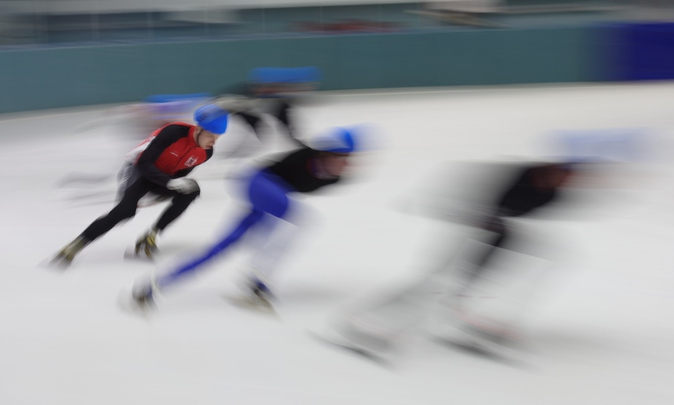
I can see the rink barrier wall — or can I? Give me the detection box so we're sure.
[0,26,617,114]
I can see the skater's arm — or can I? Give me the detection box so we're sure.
[136,127,186,187]
[276,101,306,147]
[496,166,558,217]
[267,148,340,192]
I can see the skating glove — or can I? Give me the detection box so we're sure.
[166,178,199,194]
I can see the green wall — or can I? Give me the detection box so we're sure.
[0,27,604,113]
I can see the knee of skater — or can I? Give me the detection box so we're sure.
[184,185,201,199]
[120,210,137,221]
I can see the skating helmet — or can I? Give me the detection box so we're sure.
[194,104,229,135]
[312,127,358,154]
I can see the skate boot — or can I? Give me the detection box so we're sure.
[226,276,277,315]
[134,228,159,260]
[50,236,90,268]
[127,275,160,314]
[249,277,275,309]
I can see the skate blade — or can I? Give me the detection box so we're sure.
[434,326,528,366]
[123,246,156,262]
[224,294,280,318]
[39,255,72,270]
[117,290,154,320]
[307,329,394,367]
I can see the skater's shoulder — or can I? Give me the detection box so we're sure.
[275,146,316,162]
[153,122,194,140]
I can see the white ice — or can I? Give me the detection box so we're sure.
[2,83,674,405]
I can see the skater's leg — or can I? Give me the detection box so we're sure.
[80,178,151,242]
[456,216,509,290]
[151,186,200,232]
[247,215,300,282]
[155,210,265,290]
[329,220,508,354]
[52,178,150,266]
[155,171,291,287]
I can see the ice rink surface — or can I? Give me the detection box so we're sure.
[2,83,674,404]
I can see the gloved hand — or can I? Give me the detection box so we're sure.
[166,178,200,194]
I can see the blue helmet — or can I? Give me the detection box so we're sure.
[194,104,229,135]
[312,127,358,154]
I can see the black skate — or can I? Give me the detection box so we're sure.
[118,277,159,317]
[49,237,89,269]
[251,279,275,307]
[128,229,158,261]
[433,314,529,366]
[50,250,75,269]
[308,318,400,367]
[132,287,156,311]
[226,278,278,317]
